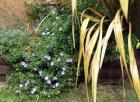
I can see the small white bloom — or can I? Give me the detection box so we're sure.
[50,61,54,66]
[62,67,66,71]
[21,61,28,68]
[31,90,35,94]
[51,33,54,36]
[43,91,47,95]
[19,84,23,88]
[52,22,55,25]
[53,76,58,80]
[44,55,51,61]
[60,52,64,56]
[66,58,73,63]
[32,88,37,92]
[32,53,37,56]
[47,80,51,84]
[21,61,26,66]
[25,83,28,87]
[56,17,59,20]
[61,71,65,75]
[24,64,28,68]
[44,76,49,81]
[59,27,63,31]
[57,57,61,62]
[39,71,43,76]
[52,85,56,88]
[61,7,64,11]
[52,11,56,14]
[42,32,46,35]
[25,81,30,87]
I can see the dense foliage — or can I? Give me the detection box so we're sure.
[0,5,77,97]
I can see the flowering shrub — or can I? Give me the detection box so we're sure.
[0,5,77,97]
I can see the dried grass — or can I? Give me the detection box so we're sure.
[0,0,35,28]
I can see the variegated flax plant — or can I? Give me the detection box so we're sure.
[72,0,140,102]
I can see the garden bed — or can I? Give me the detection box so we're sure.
[0,58,10,82]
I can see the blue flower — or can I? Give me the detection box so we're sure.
[16,89,21,94]
[44,55,51,61]
[42,31,50,36]
[47,80,52,84]
[45,28,49,31]
[55,83,59,88]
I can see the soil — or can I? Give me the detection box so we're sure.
[0,0,34,27]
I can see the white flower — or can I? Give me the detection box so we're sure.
[57,57,61,62]
[31,90,35,94]
[25,81,30,87]
[45,28,49,31]
[53,76,58,80]
[43,91,47,95]
[62,67,66,71]
[42,32,46,35]
[32,88,37,92]
[44,55,51,61]
[52,11,56,14]
[32,53,37,56]
[51,33,54,36]
[47,80,51,84]
[25,83,28,87]
[55,83,59,87]
[52,85,56,88]
[44,76,49,81]
[61,71,65,75]
[31,88,37,94]
[66,58,73,63]
[60,52,64,56]
[39,71,43,76]
[50,61,54,66]
[52,22,55,25]
[21,61,28,68]
[61,7,64,11]
[19,84,23,88]
[59,27,63,31]
[56,17,59,20]
[21,61,26,65]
